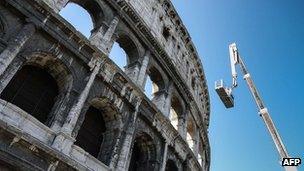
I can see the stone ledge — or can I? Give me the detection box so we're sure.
[0,99,110,171]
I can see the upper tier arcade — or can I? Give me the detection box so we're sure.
[0,0,211,170]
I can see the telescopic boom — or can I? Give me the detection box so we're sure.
[216,43,297,171]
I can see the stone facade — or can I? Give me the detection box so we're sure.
[0,0,210,170]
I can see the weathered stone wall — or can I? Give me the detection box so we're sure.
[128,0,210,122]
[0,0,210,170]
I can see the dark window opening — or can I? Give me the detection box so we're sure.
[0,65,59,124]
[75,106,106,158]
[128,135,156,171]
[128,141,141,171]
[165,160,178,171]
[191,77,196,90]
[163,27,170,40]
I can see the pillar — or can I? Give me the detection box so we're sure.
[62,58,103,134]
[152,82,173,117]
[124,61,141,83]
[0,23,35,77]
[90,16,119,55]
[152,90,168,116]
[52,0,69,13]
[137,51,150,88]
[0,57,24,94]
[113,100,141,171]
[163,83,173,117]
[193,127,200,157]
[160,143,168,171]
[178,108,189,139]
[52,57,104,154]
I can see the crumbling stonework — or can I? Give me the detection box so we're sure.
[0,0,210,170]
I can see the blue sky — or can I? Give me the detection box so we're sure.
[60,1,304,170]
[171,0,304,170]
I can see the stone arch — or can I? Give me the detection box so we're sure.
[75,105,106,158]
[0,65,58,124]
[0,52,73,126]
[24,53,73,125]
[166,147,183,171]
[165,159,178,171]
[169,90,185,130]
[116,34,139,65]
[74,96,123,165]
[129,132,158,171]
[64,0,105,31]
[169,96,181,129]
[148,66,166,94]
[110,32,140,68]
[59,2,94,37]
[25,52,73,93]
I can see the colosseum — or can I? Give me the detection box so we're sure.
[0,0,210,170]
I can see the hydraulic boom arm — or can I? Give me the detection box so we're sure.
[216,43,296,171]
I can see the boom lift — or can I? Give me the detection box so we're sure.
[215,43,297,171]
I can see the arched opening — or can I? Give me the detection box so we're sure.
[145,66,165,100]
[169,107,178,130]
[109,35,139,71]
[59,2,94,38]
[109,42,127,70]
[75,98,122,165]
[129,133,157,171]
[0,65,59,124]
[144,75,153,99]
[165,159,178,171]
[169,96,183,130]
[186,117,196,151]
[75,106,106,158]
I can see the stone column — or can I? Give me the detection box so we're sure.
[152,90,168,115]
[152,84,173,117]
[193,128,200,157]
[113,99,142,171]
[52,57,104,154]
[160,143,168,171]
[0,23,35,77]
[137,51,150,88]
[178,108,188,139]
[163,83,173,117]
[62,58,103,134]
[51,0,69,13]
[0,57,24,94]
[125,61,140,82]
[90,17,119,55]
